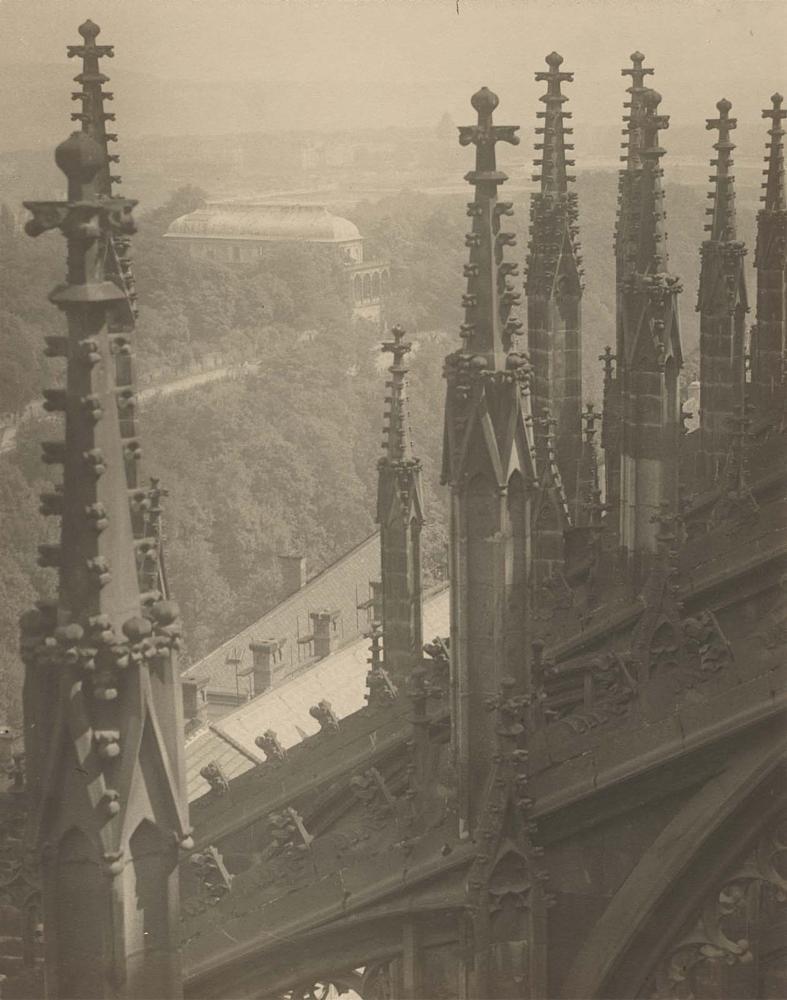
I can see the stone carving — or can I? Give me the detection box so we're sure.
[555,652,637,733]
[423,636,450,696]
[643,810,787,999]
[309,700,340,734]
[349,768,397,828]
[255,729,287,762]
[267,806,314,859]
[682,611,734,682]
[200,761,229,796]
[188,846,233,906]
[366,664,398,706]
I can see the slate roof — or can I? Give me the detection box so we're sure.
[183,532,382,696]
[186,585,450,801]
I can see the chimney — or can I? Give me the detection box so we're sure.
[278,554,306,597]
[248,638,283,695]
[310,610,338,659]
[181,678,209,728]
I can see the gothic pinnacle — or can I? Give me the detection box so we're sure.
[380,324,414,464]
[705,98,738,242]
[637,88,671,274]
[620,50,654,171]
[533,51,575,197]
[68,19,119,196]
[761,92,786,212]
[457,86,521,368]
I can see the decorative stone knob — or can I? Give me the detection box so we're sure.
[471,86,499,115]
[54,131,104,184]
[78,19,101,41]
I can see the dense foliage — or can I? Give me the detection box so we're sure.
[0,173,746,725]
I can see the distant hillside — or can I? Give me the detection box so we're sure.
[0,175,759,726]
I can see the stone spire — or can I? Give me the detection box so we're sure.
[69,18,149,571]
[698,99,748,481]
[525,52,583,515]
[761,93,786,214]
[455,86,523,370]
[442,87,537,842]
[605,52,654,533]
[68,19,120,196]
[618,86,683,581]
[20,22,190,1000]
[376,325,424,679]
[750,93,787,414]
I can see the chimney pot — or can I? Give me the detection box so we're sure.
[248,638,282,695]
[310,610,338,659]
[181,679,209,726]
[278,554,306,597]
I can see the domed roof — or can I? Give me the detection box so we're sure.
[164,201,362,244]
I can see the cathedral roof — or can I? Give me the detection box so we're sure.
[164,201,362,244]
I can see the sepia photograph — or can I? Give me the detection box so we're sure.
[0,0,784,997]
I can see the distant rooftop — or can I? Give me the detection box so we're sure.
[164,201,362,244]
[186,585,450,802]
[182,531,381,696]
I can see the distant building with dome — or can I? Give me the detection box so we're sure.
[164,201,390,324]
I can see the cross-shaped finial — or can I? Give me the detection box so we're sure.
[763,92,786,124]
[381,324,411,367]
[599,346,616,380]
[68,19,114,60]
[622,50,654,89]
[582,402,598,442]
[459,87,519,185]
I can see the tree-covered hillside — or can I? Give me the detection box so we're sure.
[0,172,754,725]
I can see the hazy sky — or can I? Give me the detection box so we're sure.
[0,0,784,139]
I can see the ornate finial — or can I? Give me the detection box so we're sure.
[68,19,118,196]
[615,51,655,278]
[526,49,582,307]
[470,86,499,115]
[704,98,738,243]
[78,19,101,41]
[582,403,598,443]
[380,325,414,464]
[636,88,671,274]
[760,92,786,213]
[600,346,616,380]
[456,86,521,367]
[54,131,105,197]
[533,51,575,197]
